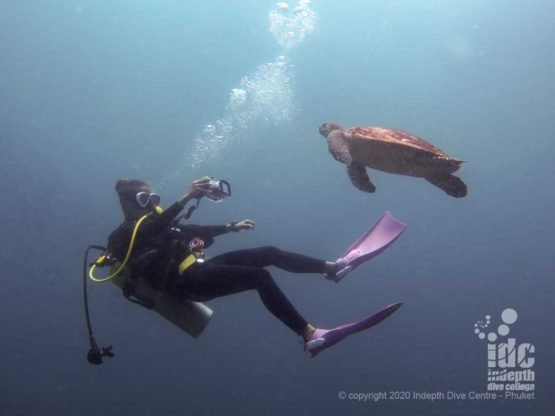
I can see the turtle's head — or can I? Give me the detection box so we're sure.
[319,122,342,138]
[319,122,351,165]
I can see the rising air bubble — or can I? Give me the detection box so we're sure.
[176,1,316,171]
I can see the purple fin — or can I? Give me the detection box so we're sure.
[305,302,403,358]
[337,211,406,270]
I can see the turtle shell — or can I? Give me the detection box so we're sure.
[346,126,463,176]
[348,126,452,157]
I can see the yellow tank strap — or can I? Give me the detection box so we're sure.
[89,213,151,283]
[178,254,198,275]
[178,250,207,274]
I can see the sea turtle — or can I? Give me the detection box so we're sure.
[319,123,467,198]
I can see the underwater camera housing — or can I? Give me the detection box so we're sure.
[204,178,231,202]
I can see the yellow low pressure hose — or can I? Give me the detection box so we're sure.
[89,213,151,283]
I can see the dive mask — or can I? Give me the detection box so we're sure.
[135,192,161,208]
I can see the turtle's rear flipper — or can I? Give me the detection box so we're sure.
[347,163,376,193]
[425,174,468,198]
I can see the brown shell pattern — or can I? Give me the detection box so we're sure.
[348,126,451,158]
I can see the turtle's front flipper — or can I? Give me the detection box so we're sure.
[347,163,376,193]
[425,174,467,198]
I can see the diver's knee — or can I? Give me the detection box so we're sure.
[253,268,274,287]
[259,245,283,257]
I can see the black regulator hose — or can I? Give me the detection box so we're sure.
[83,245,114,365]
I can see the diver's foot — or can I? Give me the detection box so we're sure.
[304,329,327,353]
[324,265,353,283]
[302,324,317,342]
[333,265,353,283]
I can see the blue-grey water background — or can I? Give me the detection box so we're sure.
[1,1,554,415]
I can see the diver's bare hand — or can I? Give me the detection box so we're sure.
[178,177,211,206]
[227,219,255,232]
[188,176,212,198]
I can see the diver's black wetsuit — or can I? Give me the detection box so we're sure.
[108,201,326,335]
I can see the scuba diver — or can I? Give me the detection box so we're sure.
[85,176,406,361]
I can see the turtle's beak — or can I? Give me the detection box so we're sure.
[319,122,341,138]
[319,123,332,137]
